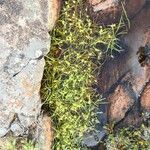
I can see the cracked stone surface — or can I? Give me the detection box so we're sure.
[0,0,60,137]
[141,82,150,112]
[87,0,145,25]
[108,84,135,123]
[98,5,150,126]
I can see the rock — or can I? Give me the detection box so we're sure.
[98,7,150,92]
[83,102,108,148]
[87,0,145,25]
[49,0,61,30]
[0,112,15,137]
[36,115,53,150]
[10,121,24,136]
[116,105,143,127]
[82,130,106,148]
[97,48,130,93]
[108,84,135,123]
[97,6,150,128]
[141,83,150,112]
[122,6,150,98]
[0,128,9,138]
[121,69,149,99]
[0,0,60,137]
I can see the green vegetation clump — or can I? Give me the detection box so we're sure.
[41,0,126,149]
[106,125,150,150]
[2,138,36,150]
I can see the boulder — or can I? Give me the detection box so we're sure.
[122,6,150,97]
[98,6,150,127]
[87,0,145,25]
[98,6,150,95]
[0,0,60,137]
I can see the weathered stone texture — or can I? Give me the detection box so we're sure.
[0,0,60,137]
[87,0,145,25]
[108,84,135,123]
[98,5,150,125]
[141,83,150,112]
[49,0,61,30]
[37,115,53,150]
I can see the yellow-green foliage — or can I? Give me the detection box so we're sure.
[41,0,126,149]
[106,125,150,150]
[3,139,36,150]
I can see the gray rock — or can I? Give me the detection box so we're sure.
[10,121,24,136]
[0,0,60,137]
[0,111,15,137]
[0,128,9,137]
[82,130,106,148]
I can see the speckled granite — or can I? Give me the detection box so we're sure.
[0,0,59,137]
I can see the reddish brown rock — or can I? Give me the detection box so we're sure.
[97,50,130,93]
[38,115,53,150]
[141,83,150,112]
[108,84,135,123]
[88,0,100,6]
[49,0,61,30]
[97,6,150,129]
[116,105,143,128]
[122,67,150,98]
[87,0,145,25]
[98,6,150,95]
[121,6,150,97]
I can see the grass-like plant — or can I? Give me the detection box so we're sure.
[3,138,36,150]
[41,0,127,149]
[105,125,150,150]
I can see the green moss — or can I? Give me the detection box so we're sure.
[41,0,127,149]
[3,138,36,150]
[106,125,150,150]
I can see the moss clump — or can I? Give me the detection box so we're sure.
[41,0,126,149]
[2,138,36,150]
[106,125,150,150]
